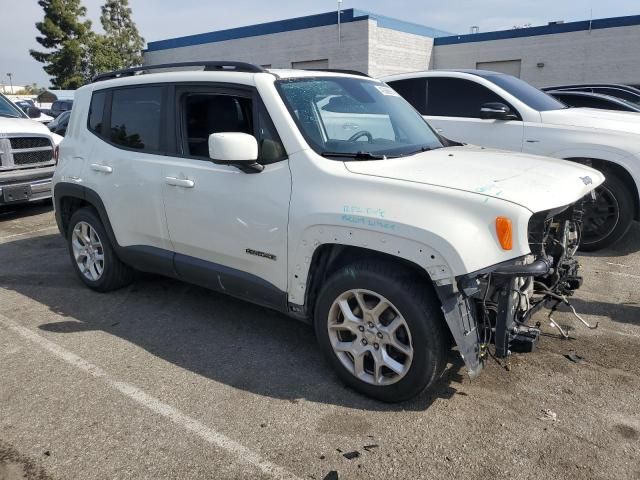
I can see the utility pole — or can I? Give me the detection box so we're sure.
[338,0,343,44]
[6,73,13,94]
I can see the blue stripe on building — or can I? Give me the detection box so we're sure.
[146,9,453,52]
[434,14,640,46]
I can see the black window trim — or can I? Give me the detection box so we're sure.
[86,82,288,163]
[171,82,288,165]
[86,83,169,156]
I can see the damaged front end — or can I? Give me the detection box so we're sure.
[436,202,593,378]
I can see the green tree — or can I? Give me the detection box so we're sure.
[30,0,93,89]
[90,0,145,75]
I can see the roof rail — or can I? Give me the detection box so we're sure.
[306,68,371,78]
[91,61,266,83]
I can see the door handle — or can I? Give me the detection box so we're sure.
[435,128,444,133]
[90,163,113,174]
[165,176,195,188]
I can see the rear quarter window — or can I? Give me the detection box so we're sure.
[88,91,106,135]
[87,86,164,153]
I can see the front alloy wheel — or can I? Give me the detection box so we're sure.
[328,289,413,386]
[315,260,447,402]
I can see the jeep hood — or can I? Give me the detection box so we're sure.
[540,107,640,135]
[344,146,604,213]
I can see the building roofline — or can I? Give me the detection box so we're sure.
[434,14,640,46]
[145,9,453,52]
[351,9,453,38]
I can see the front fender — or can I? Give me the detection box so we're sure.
[287,224,461,305]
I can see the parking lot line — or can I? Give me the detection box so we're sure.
[0,226,59,243]
[0,312,302,480]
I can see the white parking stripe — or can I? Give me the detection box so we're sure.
[0,226,59,243]
[0,313,301,480]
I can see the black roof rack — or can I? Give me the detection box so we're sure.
[306,68,370,78]
[91,61,266,83]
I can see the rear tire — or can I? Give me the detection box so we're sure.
[580,173,634,251]
[67,207,134,292]
[314,260,447,402]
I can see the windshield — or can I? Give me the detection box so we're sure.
[485,74,567,111]
[277,77,444,158]
[0,94,27,119]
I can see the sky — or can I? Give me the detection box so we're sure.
[1,0,639,88]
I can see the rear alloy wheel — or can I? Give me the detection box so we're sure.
[580,174,634,251]
[67,207,134,292]
[71,221,105,281]
[315,260,447,402]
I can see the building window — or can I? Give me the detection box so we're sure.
[476,60,522,78]
[291,59,329,70]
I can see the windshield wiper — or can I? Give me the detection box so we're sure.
[405,145,434,156]
[321,151,390,160]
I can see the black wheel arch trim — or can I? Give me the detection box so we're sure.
[54,182,118,245]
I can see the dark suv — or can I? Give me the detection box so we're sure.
[50,100,74,118]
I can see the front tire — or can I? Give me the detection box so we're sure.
[580,173,634,251]
[67,207,134,292]
[314,260,448,402]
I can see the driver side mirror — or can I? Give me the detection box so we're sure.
[208,132,263,173]
[27,106,42,118]
[480,102,518,121]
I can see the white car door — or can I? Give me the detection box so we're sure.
[161,86,291,308]
[83,86,173,254]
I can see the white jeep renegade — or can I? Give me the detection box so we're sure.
[53,62,602,402]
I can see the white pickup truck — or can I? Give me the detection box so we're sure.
[1,92,61,206]
[384,70,640,251]
[53,63,601,401]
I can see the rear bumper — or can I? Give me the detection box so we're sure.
[0,170,53,206]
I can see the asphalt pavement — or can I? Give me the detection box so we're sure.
[1,202,639,480]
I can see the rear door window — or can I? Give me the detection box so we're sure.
[109,87,163,152]
[385,78,428,114]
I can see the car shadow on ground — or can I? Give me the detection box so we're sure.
[0,201,53,221]
[1,233,462,412]
[580,221,640,258]
[565,298,640,326]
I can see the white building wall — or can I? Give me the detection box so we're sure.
[432,25,640,87]
[367,24,434,78]
[143,21,371,74]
